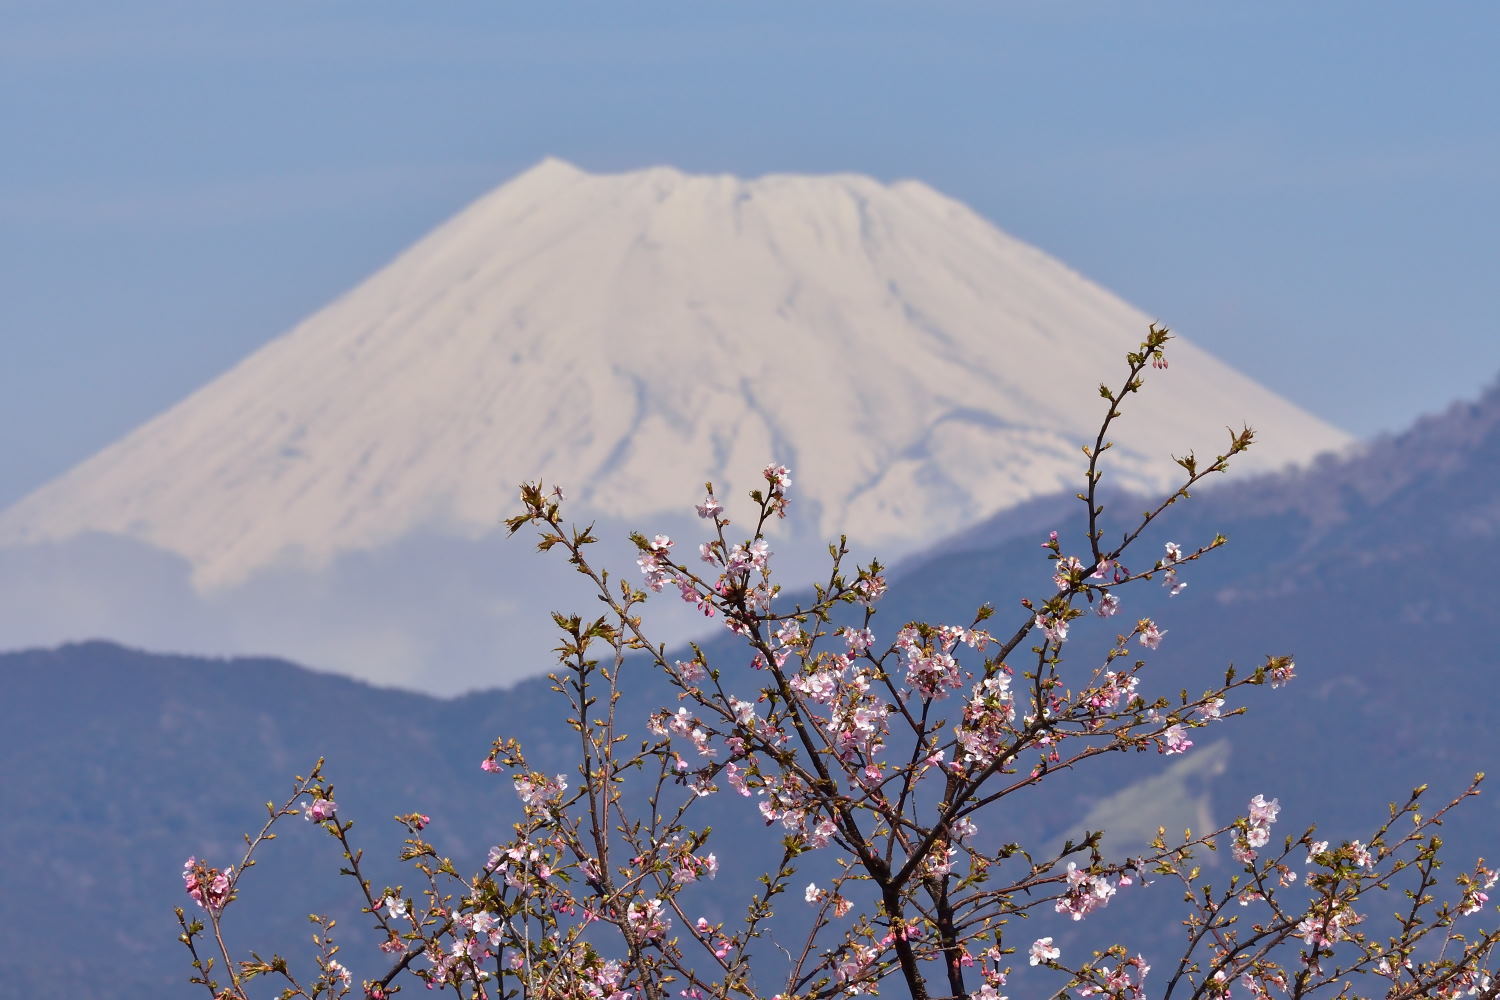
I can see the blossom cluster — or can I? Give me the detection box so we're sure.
[180,331,1498,1000]
[181,856,232,913]
[1232,793,1281,864]
[1054,861,1129,922]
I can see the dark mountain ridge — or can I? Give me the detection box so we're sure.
[4,376,1497,997]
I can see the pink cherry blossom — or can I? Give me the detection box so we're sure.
[1159,724,1192,755]
[1029,937,1060,966]
[625,898,670,940]
[695,494,724,519]
[1138,620,1166,650]
[854,574,887,607]
[1270,659,1296,688]
[1248,794,1280,826]
[304,797,338,823]
[1035,613,1069,644]
[182,857,233,913]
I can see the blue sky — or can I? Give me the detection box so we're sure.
[3,1,1496,507]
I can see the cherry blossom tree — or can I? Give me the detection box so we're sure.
[179,327,1498,1000]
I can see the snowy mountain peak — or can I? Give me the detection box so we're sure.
[0,160,1352,589]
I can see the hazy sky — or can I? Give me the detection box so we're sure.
[3,1,1496,508]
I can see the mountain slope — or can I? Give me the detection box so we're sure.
[3,378,1495,999]
[0,159,1348,589]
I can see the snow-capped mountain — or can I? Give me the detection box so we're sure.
[0,159,1347,583]
[0,160,1351,691]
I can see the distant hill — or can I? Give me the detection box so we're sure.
[2,378,1495,998]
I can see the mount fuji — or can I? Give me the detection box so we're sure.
[0,159,1350,692]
